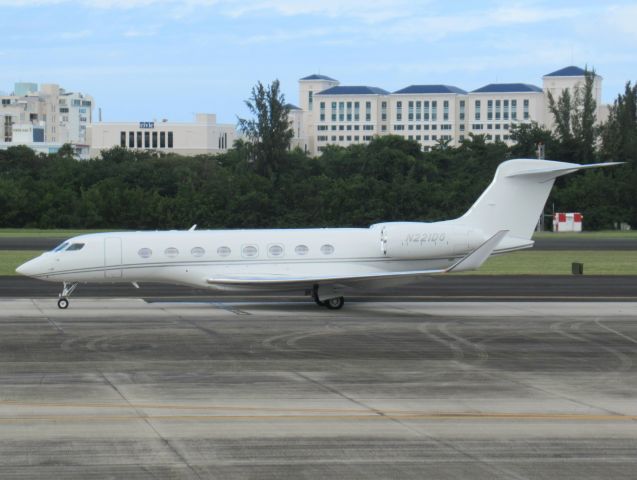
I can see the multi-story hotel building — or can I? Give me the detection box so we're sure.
[0,82,93,157]
[296,66,606,156]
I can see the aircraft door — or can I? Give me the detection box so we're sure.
[104,237,123,278]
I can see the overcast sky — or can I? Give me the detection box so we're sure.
[2,0,635,124]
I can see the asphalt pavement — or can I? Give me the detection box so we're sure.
[1,236,637,251]
[0,298,635,479]
[2,275,636,302]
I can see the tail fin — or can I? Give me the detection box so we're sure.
[453,159,621,240]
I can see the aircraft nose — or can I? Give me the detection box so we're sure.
[16,258,40,277]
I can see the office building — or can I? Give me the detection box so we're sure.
[88,113,237,157]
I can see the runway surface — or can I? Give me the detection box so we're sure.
[2,275,637,302]
[2,236,637,251]
[0,298,636,479]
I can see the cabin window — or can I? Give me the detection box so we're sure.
[164,247,179,258]
[242,245,258,258]
[217,246,231,257]
[320,244,335,255]
[268,244,284,257]
[66,243,85,251]
[191,247,205,257]
[138,248,152,259]
[295,245,309,256]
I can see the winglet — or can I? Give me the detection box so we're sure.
[446,230,508,273]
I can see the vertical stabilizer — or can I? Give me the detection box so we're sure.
[452,159,621,240]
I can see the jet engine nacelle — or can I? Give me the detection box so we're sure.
[379,223,485,259]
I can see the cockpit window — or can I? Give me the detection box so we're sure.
[66,243,85,251]
[52,242,69,252]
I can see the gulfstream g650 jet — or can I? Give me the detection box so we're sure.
[16,159,619,309]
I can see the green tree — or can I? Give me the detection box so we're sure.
[600,81,637,164]
[237,79,294,178]
[547,68,598,163]
[509,122,556,158]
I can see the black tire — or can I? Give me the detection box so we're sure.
[57,298,69,309]
[325,296,345,310]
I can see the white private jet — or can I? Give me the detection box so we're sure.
[16,159,619,309]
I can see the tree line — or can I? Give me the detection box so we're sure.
[0,76,635,231]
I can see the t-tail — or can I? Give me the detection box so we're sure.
[449,159,621,241]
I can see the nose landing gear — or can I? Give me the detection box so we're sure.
[58,282,78,309]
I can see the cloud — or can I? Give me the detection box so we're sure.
[122,25,161,37]
[221,0,418,23]
[58,29,92,39]
[0,0,415,22]
[379,3,583,43]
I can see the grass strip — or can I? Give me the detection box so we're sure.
[0,251,43,276]
[0,229,116,238]
[465,250,637,275]
[1,229,636,240]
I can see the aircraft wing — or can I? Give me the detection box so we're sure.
[205,230,508,288]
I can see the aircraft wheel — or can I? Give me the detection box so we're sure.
[325,296,345,310]
[57,298,69,309]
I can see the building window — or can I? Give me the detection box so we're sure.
[129,131,134,148]
[160,132,166,148]
[144,131,150,148]
[474,100,481,120]
[168,131,173,148]
[136,131,142,148]
[152,132,158,148]
[308,91,313,111]
[443,100,449,121]
[120,132,126,147]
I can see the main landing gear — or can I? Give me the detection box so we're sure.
[311,284,345,310]
[57,282,78,309]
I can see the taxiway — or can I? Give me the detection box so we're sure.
[0,298,635,478]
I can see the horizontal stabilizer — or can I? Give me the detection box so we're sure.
[447,230,508,272]
[506,162,623,182]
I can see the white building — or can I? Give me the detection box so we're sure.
[88,113,237,157]
[296,66,605,155]
[0,82,93,157]
[466,83,545,143]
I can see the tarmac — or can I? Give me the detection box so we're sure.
[2,236,637,251]
[2,275,637,302]
[0,295,636,479]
